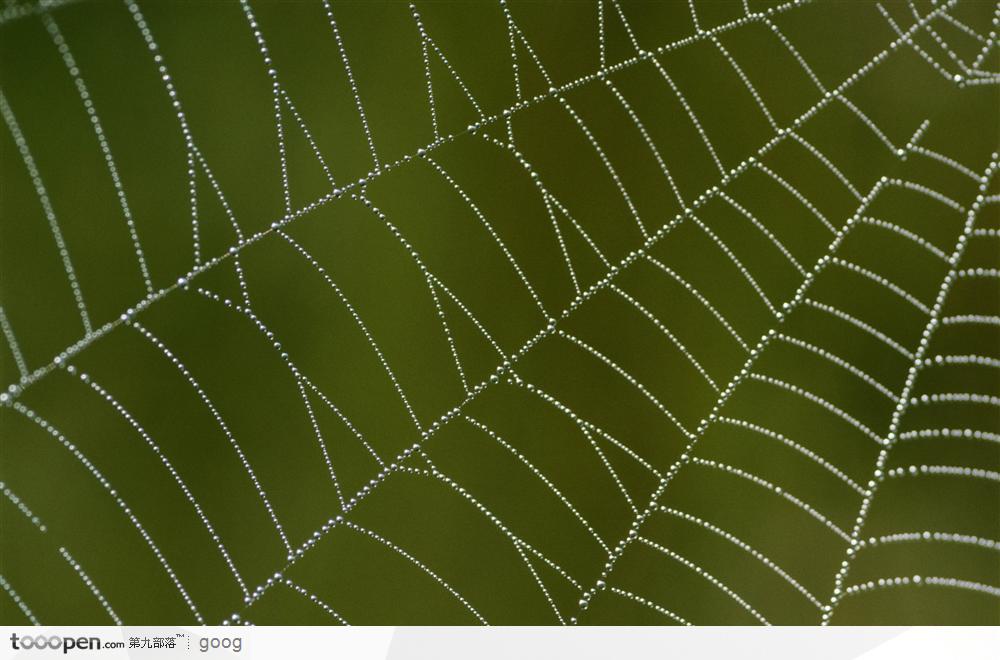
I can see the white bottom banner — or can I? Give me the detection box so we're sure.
[1,626,997,660]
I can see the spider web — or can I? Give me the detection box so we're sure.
[0,0,998,626]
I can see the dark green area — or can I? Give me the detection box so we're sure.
[1,0,998,625]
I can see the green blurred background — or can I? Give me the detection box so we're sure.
[1,0,998,625]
